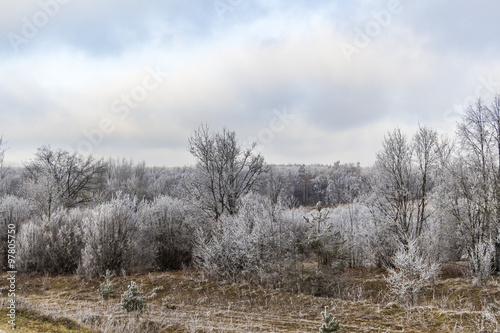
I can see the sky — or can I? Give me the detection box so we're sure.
[1,0,500,167]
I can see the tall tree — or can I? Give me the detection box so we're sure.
[187,125,266,221]
[456,99,494,243]
[373,128,416,244]
[486,95,500,270]
[446,97,500,278]
[371,126,441,248]
[413,125,440,237]
[298,165,313,205]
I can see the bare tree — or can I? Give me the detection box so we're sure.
[187,125,266,221]
[24,146,107,218]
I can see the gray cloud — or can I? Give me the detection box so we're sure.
[2,0,500,166]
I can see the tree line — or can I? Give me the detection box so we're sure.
[1,95,500,295]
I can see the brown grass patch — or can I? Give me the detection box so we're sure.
[1,270,500,332]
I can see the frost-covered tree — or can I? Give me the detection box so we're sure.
[187,125,266,221]
[374,127,434,241]
[264,166,292,206]
[148,166,189,199]
[80,195,138,277]
[24,146,107,218]
[442,98,500,278]
[106,159,153,201]
[0,138,24,197]
[0,167,24,198]
[413,125,441,236]
[369,126,442,266]
[326,162,365,206]
[486,95,500,270]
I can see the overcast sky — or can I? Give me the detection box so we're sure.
[1,0,500,167]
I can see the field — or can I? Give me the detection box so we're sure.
[1,268,500,332]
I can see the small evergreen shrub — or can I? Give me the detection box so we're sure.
[120,281,146,312]
[319,306,340,332]
[98,270,117,299]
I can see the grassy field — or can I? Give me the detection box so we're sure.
[1,269,500,332]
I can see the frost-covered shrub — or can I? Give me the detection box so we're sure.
[470,240,495,286]
[120,281,145,312]
[328,203,373,268]
[386,239,440,305]
[0,196,34,271]
[193,193,294,280]
[194,214,258,277]
[17,208,85,274]
[137,196,193,270]
[80,195,138,278]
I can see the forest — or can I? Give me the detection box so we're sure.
[2,96,500,332]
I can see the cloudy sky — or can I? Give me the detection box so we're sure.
[1,0,500,167]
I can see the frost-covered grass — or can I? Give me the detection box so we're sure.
[2,269,500,332]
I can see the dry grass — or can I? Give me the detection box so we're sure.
[1,270,500,332]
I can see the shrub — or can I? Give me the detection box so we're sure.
[17,208,85,274]
[0,196,34,271]
[469,240,495,286]
[80,195,138,278]
[386,238,440,305]
[137,196,193,270]
[120,281,145,313]
[193,193,294,281]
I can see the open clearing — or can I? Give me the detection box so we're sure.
[1,270,500,332]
